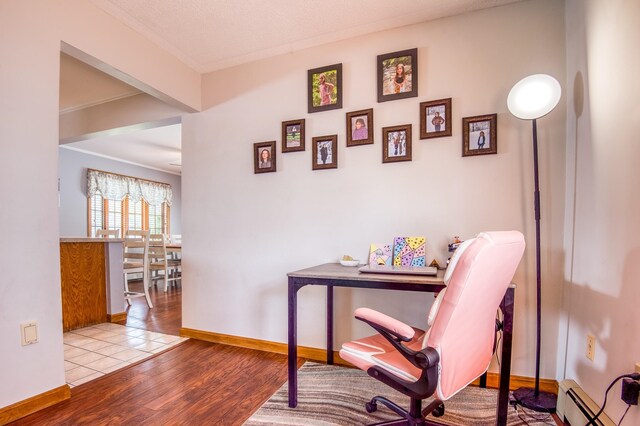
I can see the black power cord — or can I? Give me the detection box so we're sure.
[586,373,640,426]
[618,404,631,425]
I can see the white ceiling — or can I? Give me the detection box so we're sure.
[90,0,521,74]
[61,0,521,175]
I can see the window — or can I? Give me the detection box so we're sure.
[148,203,168,235]
[128,200,144,231]
[86,169,172,237]
[88,194,104,237]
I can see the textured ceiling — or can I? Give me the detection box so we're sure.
[90,0,521,73]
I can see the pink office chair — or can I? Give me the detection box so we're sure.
[339,231,525,425]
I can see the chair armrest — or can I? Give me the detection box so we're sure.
[354,308,415,342]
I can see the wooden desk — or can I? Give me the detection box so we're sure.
[287,262,515,426]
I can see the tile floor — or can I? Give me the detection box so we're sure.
[64,322,188,387]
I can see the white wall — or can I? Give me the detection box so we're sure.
[563,0,640,422]
[183,0,566,378]
[58,147,182,236]
[59,93,186,142]
[0,0,198,409]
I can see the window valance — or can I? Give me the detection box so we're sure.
[87,169,172,207]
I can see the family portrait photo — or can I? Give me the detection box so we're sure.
[254,141,276,173]
[282,119,305,153]
[346,108,373,146]
[462,114,497,157]
[312,135,338,170]
[420,98,452,139]
[382,125,412,163]
[377,48,418,102]
[308,64,342,113]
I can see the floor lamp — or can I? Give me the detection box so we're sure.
[507,74,561,413]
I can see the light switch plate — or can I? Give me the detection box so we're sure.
[21,322,38,346]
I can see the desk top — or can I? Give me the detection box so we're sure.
[288,262,445,285]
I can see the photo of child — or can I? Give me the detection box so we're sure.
[351,117,368,141]
[312,71,337,107]
[382,56,412,96]
[427,107,446,133]
[286,125,300,147]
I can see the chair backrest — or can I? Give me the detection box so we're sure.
[148,233,168,264]
[96,229,120,238]
[425,231,525,400]
[125,230,149,240]
[123,230,150,265]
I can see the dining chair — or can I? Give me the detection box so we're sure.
[339,231,525,425]
[148,233,181,292]
[123,230,152,308]
[96,229,120,238]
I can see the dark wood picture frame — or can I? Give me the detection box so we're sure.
[254,141,276,174]
[312,135,338,170]
[462,114,498,157]
[346,108,374,147]
[282,119,305,153]
[420,98,452,139]
[382,124,412,163]
[377,48,418,103]
[308,64,343,113]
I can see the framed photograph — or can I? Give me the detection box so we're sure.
[282,119,305,153]
[420,98,452,139]
[346,108,374,147]
[312,135,338,170]
[382,125,412,163]
[462,114,498,157]
[254,141,276,174]
[377,48,418,103]
[308,64,342,113]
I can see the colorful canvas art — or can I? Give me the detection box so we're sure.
[368,243,392,266]
[393,237,426,267]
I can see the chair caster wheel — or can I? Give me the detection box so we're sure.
[366,402,377,413]
[432,403,445,417]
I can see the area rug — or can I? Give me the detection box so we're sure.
[244,362,555,426]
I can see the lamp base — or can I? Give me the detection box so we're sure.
[512,387,557,413]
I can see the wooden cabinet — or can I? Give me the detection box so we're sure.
[60,241,108,331]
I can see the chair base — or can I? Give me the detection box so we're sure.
[366,396,446,426]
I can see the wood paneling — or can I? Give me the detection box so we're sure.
[0,385,70,425]
[60,242,107,331]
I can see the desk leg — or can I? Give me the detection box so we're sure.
[288,278,298,408]
[327,285,334,364]
[496,287,515,426]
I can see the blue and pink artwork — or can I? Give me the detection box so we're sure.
[369,243,392,266]
[393,237,426,267]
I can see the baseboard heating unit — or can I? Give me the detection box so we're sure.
[556,380,614,426]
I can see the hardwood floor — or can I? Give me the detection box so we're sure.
[11,280,563,425]
[13,340,304,425]
[11,279,309,425]
[117,280,182,335]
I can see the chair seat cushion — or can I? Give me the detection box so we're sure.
[340,327,425,382]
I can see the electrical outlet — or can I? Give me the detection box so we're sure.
[586,334,595,361]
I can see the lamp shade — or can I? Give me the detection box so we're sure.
[507,74,561,120]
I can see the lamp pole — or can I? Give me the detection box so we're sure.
[508,74,561,413]
[532,118,542,397]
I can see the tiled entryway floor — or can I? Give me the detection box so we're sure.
[64,322,188,387]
